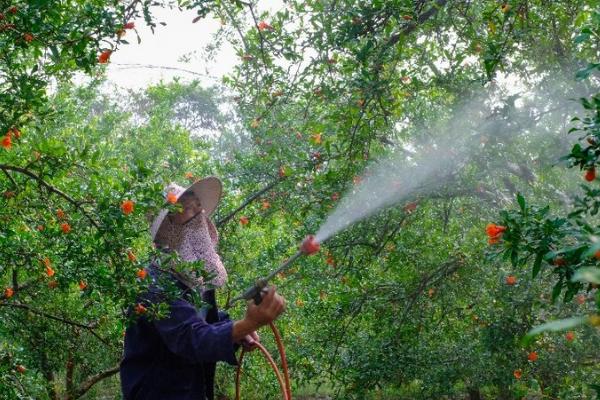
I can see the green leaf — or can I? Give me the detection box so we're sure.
[551,279,563,303]
[575,63,600,81]
[510,249,518,267]
[527,316,587,336]
[571,267,600,284]
[532,252,543,278]
[589,384,600,396]
[517,192,526,214]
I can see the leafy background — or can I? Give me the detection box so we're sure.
[0,1,599,399]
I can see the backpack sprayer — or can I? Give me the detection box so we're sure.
[227,235,322,400]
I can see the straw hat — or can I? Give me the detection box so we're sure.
[150,177,222,241]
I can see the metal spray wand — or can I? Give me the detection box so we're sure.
[226,235,321,308]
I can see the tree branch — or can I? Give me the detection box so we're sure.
[216,179,283,227]
[72,365,121,399]
[0,164,100,228]
[0,302,113,348]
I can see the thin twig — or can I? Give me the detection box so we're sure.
[0,164,100,228]
[0,302,113,348]
[216,179,283,227]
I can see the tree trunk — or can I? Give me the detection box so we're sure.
[468,387,482,400]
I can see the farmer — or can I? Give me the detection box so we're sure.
[120,177,286,400]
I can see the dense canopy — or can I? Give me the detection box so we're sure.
[0,1,599,399]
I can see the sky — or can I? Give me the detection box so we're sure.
[105,7,233,89]
[104,3,283,90]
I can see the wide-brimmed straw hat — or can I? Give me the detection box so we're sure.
[150,176,222,241]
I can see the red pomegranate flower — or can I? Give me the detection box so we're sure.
[166,191,178,204]
[61,223,71,234]
[136,268,147,279]
[527,351,538,362]
[585,167,596,182]
[98,50,112,64]
[121,199,134,215]
[565,331,575,342]
[486,223,506,244]
[257,21,273,31]
[1,134,11,149]
[513,369,522,379]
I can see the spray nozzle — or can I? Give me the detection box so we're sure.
[300,235,320,255]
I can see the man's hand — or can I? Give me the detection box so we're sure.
[232,286,285,342]
[240,331,260,352]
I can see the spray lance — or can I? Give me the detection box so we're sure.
[226,234,321,308]
[228,235,321,400]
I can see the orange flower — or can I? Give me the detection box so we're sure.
[8,128,21,139]
[127,251,137,263]
[326,253,336,267]
[403,202,418,213]
[124,21,135,29]
[239,216,249,225]
[121,199,134,215]
[43,257,51,268]
[134,303,147,315]
[136,268,147,279]
[486,223,506,244]
[486,223,506,238]
[79,281,87,290]
[185,172,194,180]
[1,134,11,149]
[261,201,271,210]
[166,191,178,204]
[402,15,413,21]
[56,208,65,219]
[295,298,304,307]
[36,225,44,232]
[553,257,566,266]
[98,50,112,64]
[505,275,517,286]
[60,223,71,234]
[585,167,596,182]
[428,288,436,298]
[4,287,14,298]
[527,351,538,362]
[310,132,322,145]
[278,166,287,178]
[46,266,55,277]
[15,365,26,374]
[594,250,600,260]
[565,331,575,342]
[48,280,58,289]
[257,21,273,31]
[23,33,33,42]
[513,369,522,379]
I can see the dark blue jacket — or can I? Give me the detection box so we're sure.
[120,266,238,400]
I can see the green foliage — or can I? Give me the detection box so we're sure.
[2,0,600,399]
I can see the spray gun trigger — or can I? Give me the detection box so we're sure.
[252,279,269,305]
